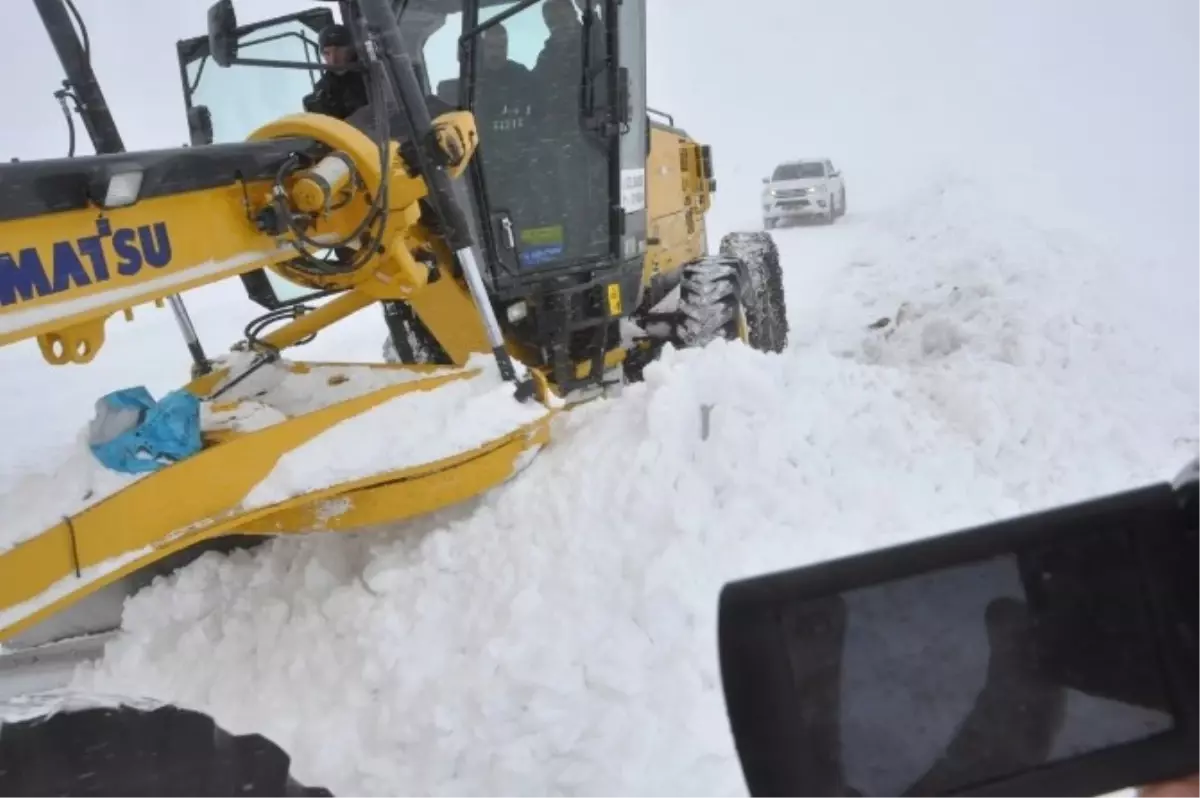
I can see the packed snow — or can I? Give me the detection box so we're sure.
[240,354,550,511]
[206,350,461,421]
[57,176,1196,795]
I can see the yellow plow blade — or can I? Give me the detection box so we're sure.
[0,359,553,641]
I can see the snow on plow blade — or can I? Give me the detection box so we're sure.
[0,357,553,641]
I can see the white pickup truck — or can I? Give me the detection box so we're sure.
[761,158,847,228]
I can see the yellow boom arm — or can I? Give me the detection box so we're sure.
[0,111,478,366]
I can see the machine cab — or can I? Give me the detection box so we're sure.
[174,0,649,301]
[402,0,648,297]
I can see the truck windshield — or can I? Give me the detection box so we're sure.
[773,162,825,180]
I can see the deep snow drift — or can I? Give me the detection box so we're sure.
[66,179,1198,795]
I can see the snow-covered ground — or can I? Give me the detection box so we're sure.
[50,176,1198,795]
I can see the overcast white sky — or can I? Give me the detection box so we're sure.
[645,0,1198,268]
[3,1,307,157]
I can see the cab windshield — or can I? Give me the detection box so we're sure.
[183,20,324,144]
[399,0,612,273]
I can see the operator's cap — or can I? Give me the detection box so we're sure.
[318,24,353,48]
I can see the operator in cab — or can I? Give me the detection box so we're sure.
[302,23,370,120]
[305,21,455,125]
[534,0,583,79]
[474,23,533,133]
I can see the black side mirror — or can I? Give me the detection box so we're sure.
[762,177,770,184]
[718,462,1200,797]
[187,105,213,146]
[208,0,239,67]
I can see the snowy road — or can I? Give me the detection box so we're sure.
[46,179,1195,795]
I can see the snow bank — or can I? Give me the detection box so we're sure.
[242,354,550,510]
[70,180,1197,796]
[205,350,459,420]
[812,177,1197,505]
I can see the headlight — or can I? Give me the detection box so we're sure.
[506,301,528,323]
[104,170,144,208]
[768,188,779,197]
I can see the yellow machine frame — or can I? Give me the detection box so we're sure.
[0,89,722,641]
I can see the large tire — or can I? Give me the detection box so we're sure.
[672,257,746,349]
[0,703,330,796]
[718,231,790,353]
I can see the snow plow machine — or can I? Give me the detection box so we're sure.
[0,0,788,792]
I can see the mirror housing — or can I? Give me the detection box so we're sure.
[208,0,239,67]
[187,105,213,146]
[718,462,1200,797]
[761,177,770,184]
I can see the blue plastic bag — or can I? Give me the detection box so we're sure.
[87,386,203,475]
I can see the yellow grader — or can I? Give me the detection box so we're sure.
[0,0,787,790]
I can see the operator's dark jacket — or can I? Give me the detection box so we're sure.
[305,67,457,128]
[303,69,370,120]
